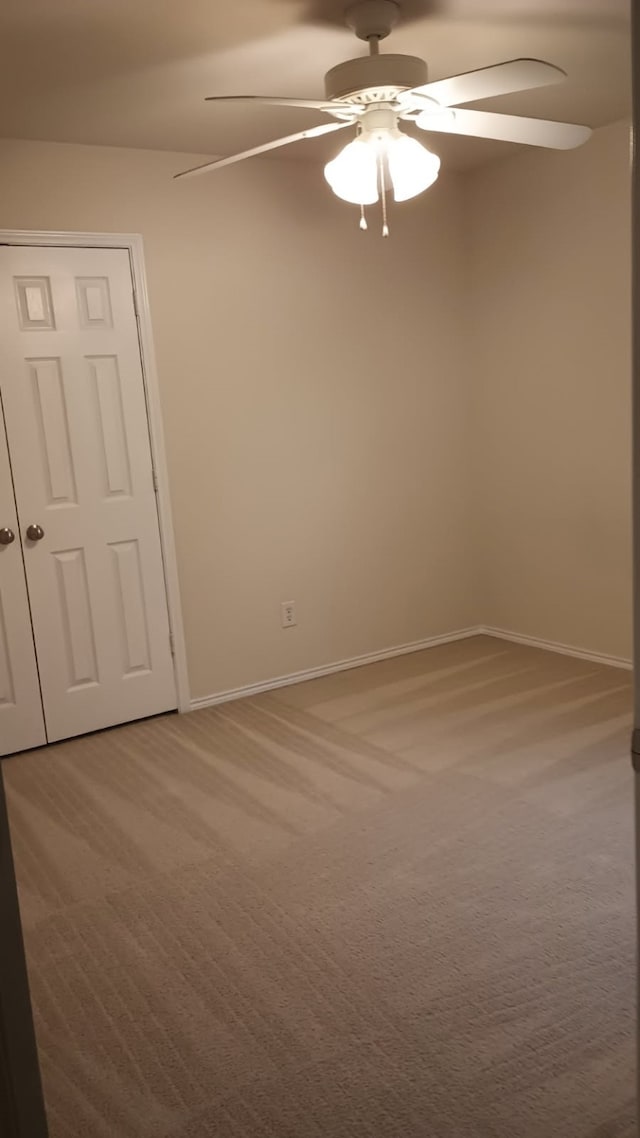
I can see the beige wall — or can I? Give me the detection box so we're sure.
[0,123,631,698]
[0,139,473,699]
[467,119,632,660]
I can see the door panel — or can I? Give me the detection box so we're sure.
[0,401,46,756]
[0,247,176,743]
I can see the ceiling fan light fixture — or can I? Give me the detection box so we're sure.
[324,137,379,204]
[325,122,440,209]
[177,2,593,237]
[386,133,440,201]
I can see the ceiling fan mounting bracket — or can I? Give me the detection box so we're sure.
[324,53,428,103]
[345,0,400,42]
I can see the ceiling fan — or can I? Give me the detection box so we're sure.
[175,0,592,235]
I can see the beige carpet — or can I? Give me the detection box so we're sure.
[3,634,636,1137]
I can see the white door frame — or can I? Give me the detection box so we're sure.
[0,229,190,713]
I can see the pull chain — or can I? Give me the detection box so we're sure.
[359,204,368,231]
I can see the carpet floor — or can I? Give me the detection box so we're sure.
[3,634,636,1137]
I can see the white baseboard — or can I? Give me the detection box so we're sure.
[478,625,633,671]
[188,626,480,711]
[188,624,632,712]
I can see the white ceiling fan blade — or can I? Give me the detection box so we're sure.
[415,107,592,149]
[204,95,359,119]
[401,58,566,110]
[174,120,353,181]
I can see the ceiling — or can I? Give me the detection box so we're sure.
[0,0,631,172]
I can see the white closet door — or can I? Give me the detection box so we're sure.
[0,246,176,743]
[0,402,46,755]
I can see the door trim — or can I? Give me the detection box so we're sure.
[0,230,190,713]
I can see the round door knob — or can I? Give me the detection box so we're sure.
[26,524,45,542]
[0,527,15,545]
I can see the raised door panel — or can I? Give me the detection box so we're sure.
[0,246,176,743]
[29,356,78,505]
[89,355,132,497]
[54,548,99,690]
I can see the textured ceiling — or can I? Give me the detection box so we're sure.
[0,0,631,172]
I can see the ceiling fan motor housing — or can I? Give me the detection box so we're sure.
[324,53,428,104]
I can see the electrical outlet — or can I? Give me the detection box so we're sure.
[281,601,296,628]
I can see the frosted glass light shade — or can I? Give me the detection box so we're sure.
[324,127,440,208]
[387,135,440,202]
[324,138,379,205]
